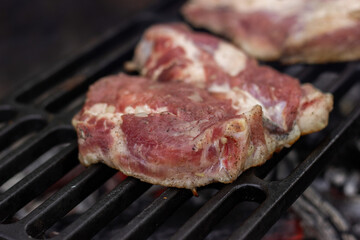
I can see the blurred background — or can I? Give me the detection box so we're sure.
[0,0,159,98]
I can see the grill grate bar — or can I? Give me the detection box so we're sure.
[42,35,142,115]
[116,188,192,240]
[57,177,151,240]
[0,143,77,222]
[329,63,360,99]
[171,173,266,240]
[0,127,75,186]
[0,114,46,152]
[24,164,116,238]
[11,15,155,105]
[295,65,317,82]
[0,105,17,122]
[254,147,292,179]
[228,104,360,240]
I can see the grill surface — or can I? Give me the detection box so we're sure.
[0,1,359,239]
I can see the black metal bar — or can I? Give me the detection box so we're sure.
[295,65,318,82]
[43,34,142,114]
[171,173,266,240]
[116,188,192,240]
[228,105,360,240]
[0,105,17,122]
[283,64,305,78]
[0,143,78,222]
[10,14,156,105]
[329,63,359,98]
[57,177,151,240]
[254,147,292,179]
[0,223,29,240]
[23,164,116,238]
[38,22,153,113]
[0,127,75,186]
[0,114,46,152]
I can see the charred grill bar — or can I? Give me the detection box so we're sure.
[0,1,359,239]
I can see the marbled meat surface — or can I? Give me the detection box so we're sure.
[73,23,333,189]
[182,0,360,63]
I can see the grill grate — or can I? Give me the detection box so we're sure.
[0,1,359,239]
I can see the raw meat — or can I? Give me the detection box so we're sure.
[72,74,270,189]
[130,23,333,154]
[182,0,360,63]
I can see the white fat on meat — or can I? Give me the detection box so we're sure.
[124,105,169,117]
[266,101,287,130]
[207,83,301,153]
[287,0,360,45]
[208,82,268,115]
[187,91,203,102]
[82,103,169,121]
[195,117,249,174]
[78,103,171,167]
[135,39,153,69]
[297,84,334,135]
[213,42,247,76]
[145,26,206,83]
[76,103,128,167]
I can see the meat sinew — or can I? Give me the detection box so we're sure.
[182,0,360,63]
[72,74,270,189]
[130,23,333,154]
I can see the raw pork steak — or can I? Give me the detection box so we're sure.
[72,74,270,189]
[182,0,360,63]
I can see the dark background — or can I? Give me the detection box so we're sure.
[0,0,160,98]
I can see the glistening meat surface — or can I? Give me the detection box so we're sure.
[72,74,269,189]
[130,23,333,154]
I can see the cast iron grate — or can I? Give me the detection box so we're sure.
[0,1,359,239]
